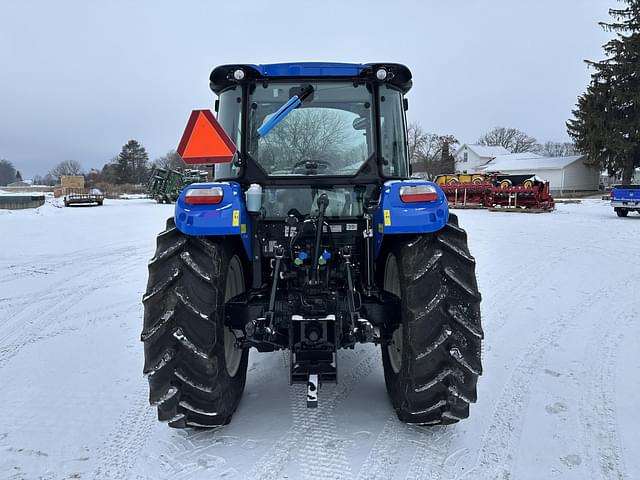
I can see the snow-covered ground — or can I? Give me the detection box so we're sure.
[0,199,638,480]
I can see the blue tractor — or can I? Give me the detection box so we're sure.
[142,63,483,428]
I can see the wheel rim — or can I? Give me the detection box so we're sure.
[384,254,403,374]
[224,255,245,377]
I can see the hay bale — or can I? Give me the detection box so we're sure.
[61,176,85,190]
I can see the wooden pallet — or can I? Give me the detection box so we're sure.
[488,207,553,214]
[449,204,486,210]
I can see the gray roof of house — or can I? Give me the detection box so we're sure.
[480,154,586,171]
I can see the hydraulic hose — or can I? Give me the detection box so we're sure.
[311,194,329,285]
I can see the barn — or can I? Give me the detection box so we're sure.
[479,154,600,194]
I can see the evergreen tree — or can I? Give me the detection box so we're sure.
[117,140,149,184]
[15,170,23,182]
[568,0,640,183]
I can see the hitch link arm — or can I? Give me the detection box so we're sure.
[265,245,284,335]
[342,247,374,343]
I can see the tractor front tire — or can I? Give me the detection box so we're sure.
[142,218,248,428]
[616,208,628,217]
[381,213,483,425]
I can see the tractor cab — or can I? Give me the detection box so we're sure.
[210,63,412,184]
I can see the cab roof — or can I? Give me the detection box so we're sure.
[210,62,412,94]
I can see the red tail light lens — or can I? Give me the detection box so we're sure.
[399,185,439,203]
[185,187,224,205]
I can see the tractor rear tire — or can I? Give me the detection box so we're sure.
[616,209,628,217]
[381,213,483,425]
[142,217,249,428]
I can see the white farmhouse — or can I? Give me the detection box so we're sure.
[454,144,510,172]
[479,154,600,193]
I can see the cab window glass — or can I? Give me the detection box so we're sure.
[379,85,409,177]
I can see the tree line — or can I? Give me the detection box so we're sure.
[1,140,186,187]
[408,124,579,179]
[0,159,24,186]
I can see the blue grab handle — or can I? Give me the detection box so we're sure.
[257,95,301,137]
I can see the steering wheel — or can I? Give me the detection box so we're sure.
[291,160,332,174]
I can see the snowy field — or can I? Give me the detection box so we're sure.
[0,198,638,480]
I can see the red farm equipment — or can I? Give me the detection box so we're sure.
[435,174,492,208]
[435,173,555,212]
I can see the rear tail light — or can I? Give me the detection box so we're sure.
[185,187,224,205]
[399,185,439,203]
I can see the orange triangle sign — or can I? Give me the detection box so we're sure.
[177,110,237,164]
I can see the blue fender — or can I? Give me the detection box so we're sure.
[373,180,449,257]
[174,182,252,260]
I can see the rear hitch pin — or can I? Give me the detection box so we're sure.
[307,374,319,408]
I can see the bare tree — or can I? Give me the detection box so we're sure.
[154,150,186,171]
[50,160,83,181]
[532,141,578,157]
[478,127,537,153]
[259,109,353,172]
[407,122,430,165]
[407,123,458,179]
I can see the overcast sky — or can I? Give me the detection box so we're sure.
[0,0,615,177]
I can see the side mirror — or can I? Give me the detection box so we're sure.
[177,110,237,165]
[352,117,368,130]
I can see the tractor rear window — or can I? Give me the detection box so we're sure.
[248,82,374,176]
[261,186,364,218]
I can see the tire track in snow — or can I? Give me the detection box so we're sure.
[149,429,240,480]
[247,346,378,480]
[0,246,143,284]
[0,300,133,371]
[355,415,406,480]
[404,425,463,480]
[91,380,157,480]
[464,284,614,480]
[355,415,464,480]
[480,258,545,333]
[577,309,632,480]
[0,246,144,331]
[0,258,140,370]
[128,351,291,480]
[0,285,99,369]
